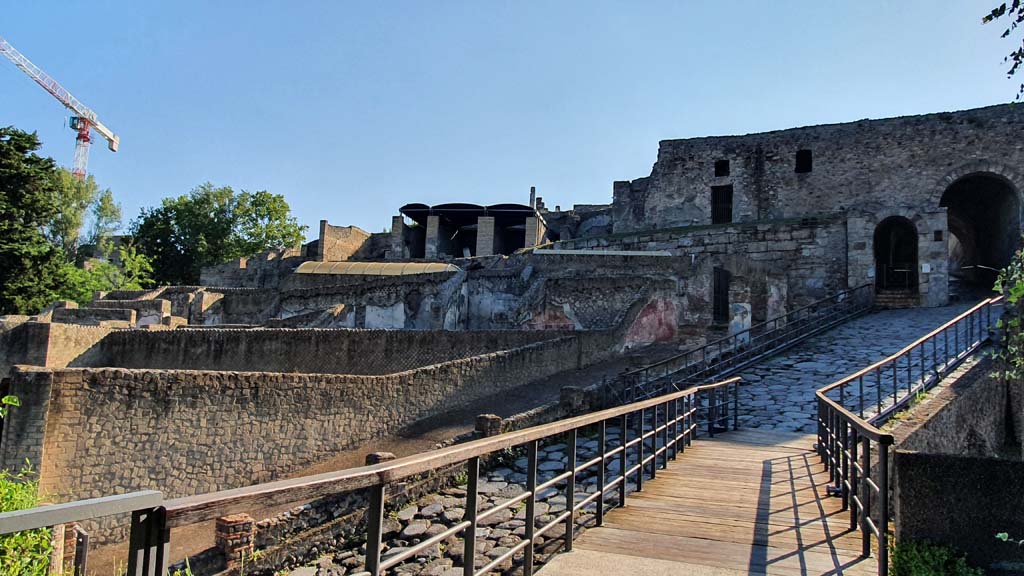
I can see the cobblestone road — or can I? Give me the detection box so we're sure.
[736,301,980,432]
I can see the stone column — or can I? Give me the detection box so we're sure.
[524,216,540,248]
[476,216,495,257]
[317,219,329,261]
[425,215,441,259]
[388,215,406,260]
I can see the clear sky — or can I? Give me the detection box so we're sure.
[1,1,1017,239]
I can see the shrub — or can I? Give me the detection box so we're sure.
[0,464,51,576]
[891,539,983,576]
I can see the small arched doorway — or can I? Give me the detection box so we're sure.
[941,173,1020,296]
[874,217,918,292]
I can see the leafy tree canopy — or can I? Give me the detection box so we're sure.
[984,2,1024,98]
[131,183,307,285]
[0,127,65,315]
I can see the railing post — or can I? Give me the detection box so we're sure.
[732,381,739,431]
[816,400,825,463]
[126,507,169,576]
[849,430,859,530]
[875,368,882,415]
[860,437,872,559]
[619,413,628,507]
[858,375,865,418]
[878,442,890,576]
[463,457,479,576]
[597,421,606,527]
[565,428,577,551]
[74,527,89,576]
[841,420,849,511]
[524,441,538,576]
[708,389,716,438]
[669,398,678,461]
[365,486,385,576]
[636,408,645,492]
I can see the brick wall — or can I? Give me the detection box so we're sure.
[317,221,372,261]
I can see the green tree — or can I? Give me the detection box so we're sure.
[55,243,154,306]
[0,127,65,315]
[131,183,307,285]
[87,188,122,252]
[47,168,101,261]
[984,2,1024,99]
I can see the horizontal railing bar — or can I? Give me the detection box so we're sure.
[476,492,531,524]
[534,510,572,539]
[536,471,573,493]
[865,516,881,538]
[575,455,603,474]
[850,495,865,514]
[380,520,472,570]
[601,477,624,494]
[573,490,603,513]
[865,477,880,493]
[165,377,740,526]
[0,491,162,535]
[473,536,532,576]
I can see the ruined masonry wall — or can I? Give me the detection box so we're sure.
[552,216,848,311]
[78,328,562,375]
[1,334,600,542]
[615,104,1024,232]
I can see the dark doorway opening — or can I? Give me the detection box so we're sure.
[874,217,918,291]
[713,267,731,324]
[941,173,1020,294]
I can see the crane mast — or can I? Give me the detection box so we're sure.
[0,35,119,180]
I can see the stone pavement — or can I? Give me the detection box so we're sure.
[736,301,978,432]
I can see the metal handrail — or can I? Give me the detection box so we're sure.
[0,491,162,535]
[617,284,875,402]
[814,295,1004,576]
[155,377,740,576]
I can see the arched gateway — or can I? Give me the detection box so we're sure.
[941,172,1021,296]
[874,216,919,293]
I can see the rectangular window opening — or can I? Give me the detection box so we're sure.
[795,149,813,173]
[713,267,731,324]
[714,159,730,177]
[933,230,944,242]
[711,185,734,224]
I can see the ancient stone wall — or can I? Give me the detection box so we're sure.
[75,327,562,375]
[614,104,1024,232]
[0,333,604,542]
[199,247,307,289]
[278,272,465,329]
[0,321,112,378]
[549,216,848,322]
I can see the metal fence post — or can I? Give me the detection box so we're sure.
[878,442,890,576]
[463,457,479,576]
[365,486,385,576]
[565,428,577,551]
[597,421,606,526]
[619,413,628,507]
[524,441,538,576]
[126,507,169,576]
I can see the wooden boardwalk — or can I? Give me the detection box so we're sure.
[543,429,878,576]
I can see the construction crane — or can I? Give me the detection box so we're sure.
[0,35,119,180]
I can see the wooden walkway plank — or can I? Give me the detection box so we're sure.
[541,431,878,576]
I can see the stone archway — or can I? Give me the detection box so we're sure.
[940,172,1021,292]
[874,216,919,292]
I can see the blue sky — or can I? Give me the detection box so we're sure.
[1,2,1017,238]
